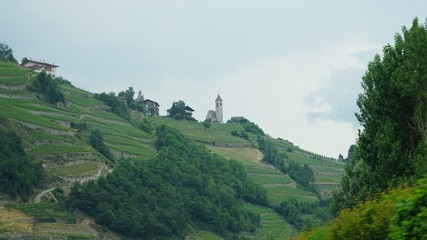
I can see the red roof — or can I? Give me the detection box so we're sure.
[215,94,222,101]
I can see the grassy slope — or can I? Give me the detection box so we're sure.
[154,117,345,239]
[0,61,344,239]
[0,62,154,239]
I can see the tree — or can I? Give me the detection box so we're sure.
[333,18,427,212]
[94,92,130,120]
[89,129,114,161]
[118,87,135,108]
[168,100,195,121]
[0,128,44,200]
[202,119,212,129]
[0,43,17,63]
[27,71,65,104]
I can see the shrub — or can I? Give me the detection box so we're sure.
[27,71,65,104]
[389,178,427,239]
[231,130,240,137]
[89,129,114,161]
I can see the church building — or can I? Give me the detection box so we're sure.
[205,94,223,123]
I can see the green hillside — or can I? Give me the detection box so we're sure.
[0,60,344,239]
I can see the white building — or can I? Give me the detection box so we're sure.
[21,58,58,76]
[205,94,223,123]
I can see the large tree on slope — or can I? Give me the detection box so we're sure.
[332,18,427,213]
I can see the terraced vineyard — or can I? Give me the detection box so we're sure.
[0,61,344,239]
[159,119,345,239]
[0,62,155,239]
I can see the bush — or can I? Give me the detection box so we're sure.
[389,178,427,239]
[89,129,114,161]
[297,184,415,240]
[94,92,130,120]
[27,71,65,104]
[135,118,153,134]
[231,130,240,137]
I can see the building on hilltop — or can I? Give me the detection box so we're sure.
[143,99,160,116]
[205,94,223,123]
[166,104,195,116]
[21,58,58,76]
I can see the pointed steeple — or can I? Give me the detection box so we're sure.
[215,94,223,123]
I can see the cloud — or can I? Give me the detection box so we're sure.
[167,41,381,157]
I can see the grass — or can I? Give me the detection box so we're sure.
[193,231,223,240]
[8,202,77,223]
[30,145,90,155]
[155,117,249,143]
[26,129,76,143]
[207,146,316,206]
[0,99,68,131]
[108,143,157,159]
[244,204,296,239]
[65,94,104,107]
[49,161,102,178]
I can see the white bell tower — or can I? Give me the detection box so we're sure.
[215,94,223,123]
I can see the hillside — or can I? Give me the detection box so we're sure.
[0,60,344,239]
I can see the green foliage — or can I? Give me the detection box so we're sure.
[67,126,267,238]
[300,176,427,239]
[231,130,240,137]
[8,201,77,223]
[89,129,114,161]
[228,117,264,136]
[389,177,427,239]
[333,18,427,212]
[168,100,196,121]
[0,43,17,63]
[70,121,87,131]
[257,137,287,173]
[94,92,130,120]
[0,128,44,200]
[288,161,316,191]
[27,71,65,104]
[202,118,212,129]
[230,130,249,140]
[134,118,154,134]
[117,87,146,113]
[275,198,332,231]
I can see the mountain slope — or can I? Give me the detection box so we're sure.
[0,61,344,239]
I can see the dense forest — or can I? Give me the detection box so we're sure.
[67,126,267,239]
[0,126,44,201]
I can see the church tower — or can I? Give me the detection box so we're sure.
[215,94,223,123]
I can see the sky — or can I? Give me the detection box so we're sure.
[2,1,427,158]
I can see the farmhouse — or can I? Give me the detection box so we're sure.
[143,99,160,116]
[205,94,223,123]
[21,58,58,76]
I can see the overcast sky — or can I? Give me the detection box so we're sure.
[2,1,427,157]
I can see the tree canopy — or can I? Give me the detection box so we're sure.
[0,128,44,200]
[27,71,65,104]
[67,126,267,238]
[168,100,196,121]
[0,43,18,63]
[332,18,427,212]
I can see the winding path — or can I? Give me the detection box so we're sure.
[33,188,56,204]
